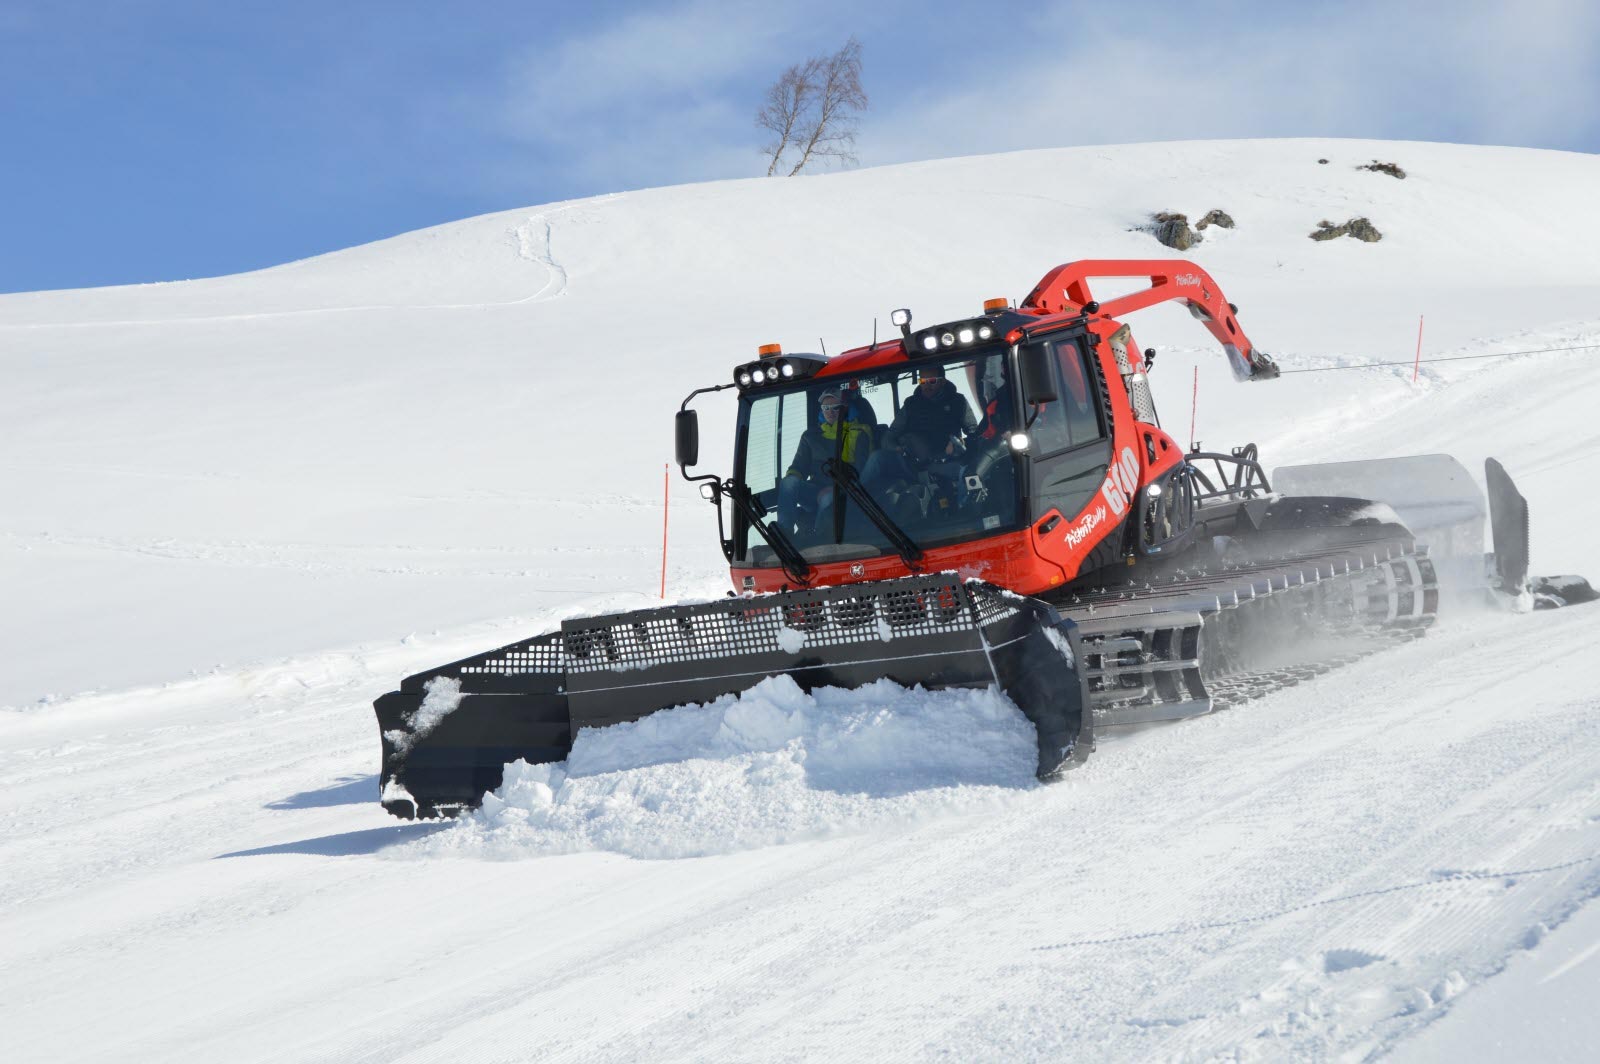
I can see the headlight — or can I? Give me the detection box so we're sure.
[779,361,795,378]
[1147,484,1163,497]
[957,327,974,344]
[737,371,753,387]
[977,325,993,340]
[939,332,955,347]
[699,482,717,500]
[922,336,939,351]
[752,368,767,384]
[1009,433,1030,452]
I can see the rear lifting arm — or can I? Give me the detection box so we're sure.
[1020,260,1279,381]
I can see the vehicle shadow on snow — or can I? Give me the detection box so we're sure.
[265,773,379,810]
[215,822,449,859]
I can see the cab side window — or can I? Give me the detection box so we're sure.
[1030,339,1105,456]
[1057,339,1104,445]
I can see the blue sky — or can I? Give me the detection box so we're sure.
[3,0,1597,293]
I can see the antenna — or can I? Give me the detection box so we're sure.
[872,318,878,349]
[819,337,827,356]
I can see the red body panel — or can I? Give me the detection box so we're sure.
[731,524,1067,596]
[1023,259,1266,381]
[1023,259,1258,365]
[816,340,909,378]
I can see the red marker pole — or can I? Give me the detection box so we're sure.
[1412,315,1425,383]
[1189,365,1199,449]
[660,463,670,599]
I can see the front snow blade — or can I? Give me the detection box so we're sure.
[374,575,1089,818]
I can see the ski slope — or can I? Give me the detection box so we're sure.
[4,139,1599,1061]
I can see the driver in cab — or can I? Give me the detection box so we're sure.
[862,365,977,489]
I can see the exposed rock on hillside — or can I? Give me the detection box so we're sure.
[1150,211,1201,250]
[1358,160,1407,179]
[1311,217,1384,242]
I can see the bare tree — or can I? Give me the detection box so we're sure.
[756,38,866,177]
[757,63,815,177]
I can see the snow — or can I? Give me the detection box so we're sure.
[425,677,1035,859]
[1043,624,1076,666]
[774,625,807,654]
[385,675,462,755]
[1392,894,1600,1063]
[3,138,1600,1061]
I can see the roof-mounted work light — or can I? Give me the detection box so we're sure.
[732,352,829,391]
[909,317,1001,356]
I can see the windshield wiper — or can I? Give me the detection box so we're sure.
[821,457,924,570]
[725,481,811,585]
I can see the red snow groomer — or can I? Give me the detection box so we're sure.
[374,260,1591,817]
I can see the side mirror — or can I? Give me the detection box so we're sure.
[674,409,700,469]
[1018,345,1058,404]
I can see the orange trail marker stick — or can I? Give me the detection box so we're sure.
[1413,315,1425,383]
[660,463,670,599]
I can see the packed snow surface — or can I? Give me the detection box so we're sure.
[4,139,1600,1062]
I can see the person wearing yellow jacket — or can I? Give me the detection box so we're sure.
[776,388,874,535]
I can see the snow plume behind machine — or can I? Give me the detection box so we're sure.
[374,259,1592,818]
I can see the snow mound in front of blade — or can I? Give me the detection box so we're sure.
[421,675,1038,859]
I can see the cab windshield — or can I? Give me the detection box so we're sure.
[735,350,1021,565]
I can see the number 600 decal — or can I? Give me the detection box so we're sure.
[1100,446,1141,517]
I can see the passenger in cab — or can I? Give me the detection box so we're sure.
[973,360,1014,443]
[776,387,874,534]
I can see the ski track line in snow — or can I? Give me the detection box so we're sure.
[0,466,654,510]
[1,529,652,579]
[1031,855,1600,951]
[0,200,599,332]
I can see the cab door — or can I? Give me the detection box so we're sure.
[1027,336,1113,530]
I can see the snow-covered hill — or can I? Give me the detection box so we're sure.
[3,139,1599,1061]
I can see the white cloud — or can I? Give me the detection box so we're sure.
[489,0,829,188]
[862,0,1600,164]
[455,0,1598,202]
[501,2,780,125]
